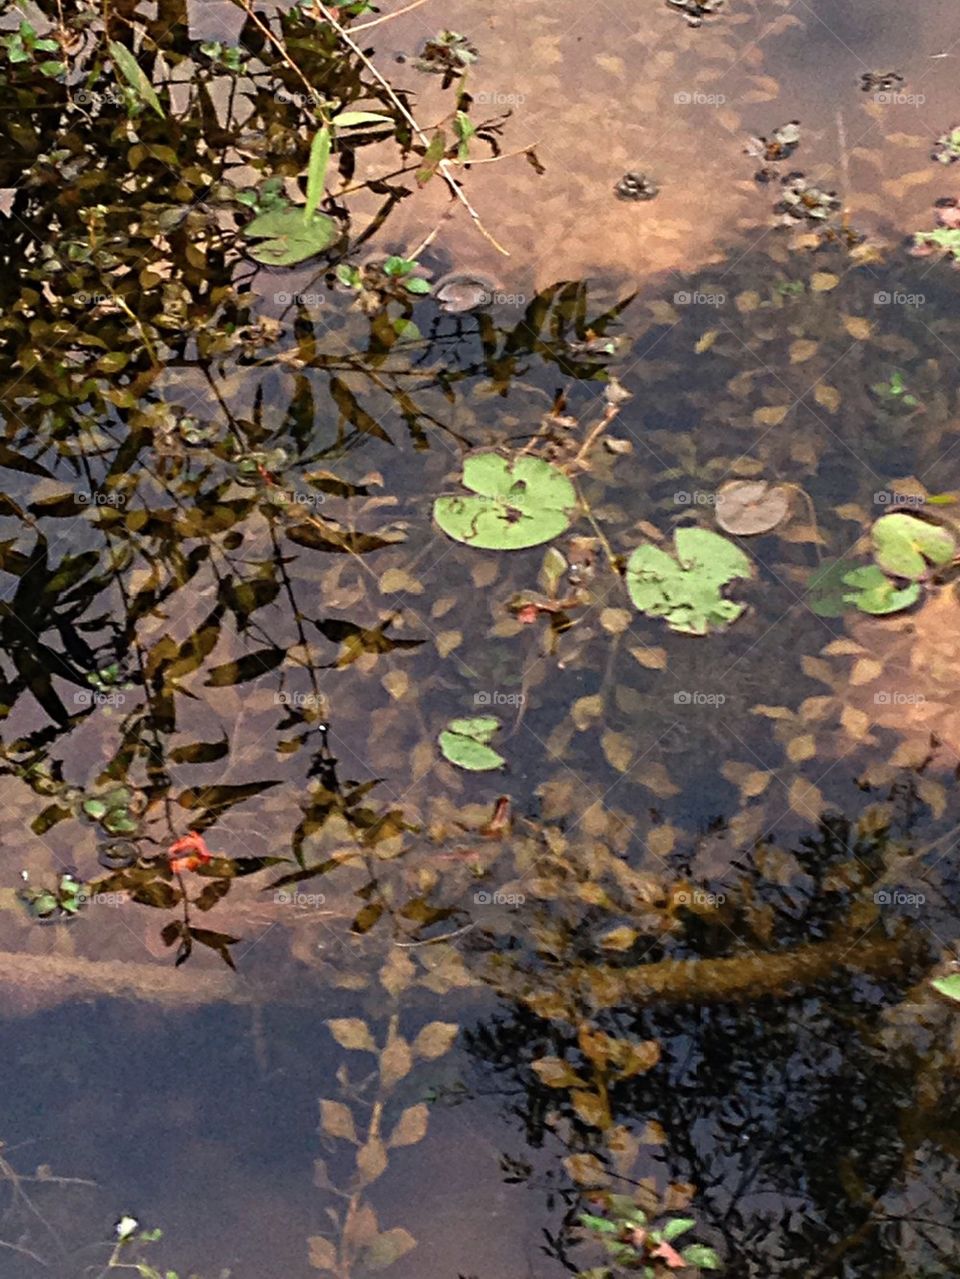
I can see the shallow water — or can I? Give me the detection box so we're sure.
[2,0,960,1275]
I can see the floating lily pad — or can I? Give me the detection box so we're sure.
[931,971,960,1003]
[433,454,577,551]
[438,715,505,771]
[626,527,753,635]
[871,513,954,580]
[715,480,790,535]
[840,565,921,615]
[242,206,339,266]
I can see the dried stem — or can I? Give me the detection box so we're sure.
[234,0,330,121]
[349,0,434,32]
[315,2,510,255]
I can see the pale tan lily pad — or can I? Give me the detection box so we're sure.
[716,480,791,536]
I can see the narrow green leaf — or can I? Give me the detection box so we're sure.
[931,971,960,1003]
[108,40,165,119]
[331,111,394,127]
[305,126,332,223]
[661,1218,695,1242]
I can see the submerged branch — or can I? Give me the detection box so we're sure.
[583,932,917,1007]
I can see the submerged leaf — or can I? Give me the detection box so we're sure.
[243,205,339,266]
[715,480,790,535]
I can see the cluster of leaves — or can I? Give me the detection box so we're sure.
[808,512,955,617]
[439,715,506,771]
[871,368,922,411]
[579,1194,719,1277]
[1,19,64,77]
[19,870,86,919]
[932,125,960,165]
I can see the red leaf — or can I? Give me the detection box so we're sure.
[167,830,214,873]
[480,795,511,838]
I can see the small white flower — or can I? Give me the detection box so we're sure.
[115,1215,138,1240]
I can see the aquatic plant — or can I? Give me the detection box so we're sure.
[807,513,956,617]
[871,368,921,410]
[932,125,960,165]
[438,715,506,771]
[625,528,753,635]
[433,454,578,550]
[578,1194,720,1276]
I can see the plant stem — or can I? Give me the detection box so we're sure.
[315,3,509,255]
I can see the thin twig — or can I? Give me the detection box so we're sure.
[836,108,852,224]
[234,0,329,121]
[394,921,476,947]
[461,143,542,165]
[408,205,455,259]
[348,0,434,32]
[564,404,622,472]
[315,2,510,255]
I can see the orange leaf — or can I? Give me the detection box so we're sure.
[651,1239,685,1268]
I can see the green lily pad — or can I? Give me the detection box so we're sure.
[871,513,955,580]
[931,971,960,1003]
[438,715,505,771]
[840,565,920,615]
[625,527,752,635]
[82,798,108,819]
[433,454,577,551]
[242,205,339,266]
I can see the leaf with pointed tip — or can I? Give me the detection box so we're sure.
[931,972,960,1003]
[204,648,285,686]
[332,111,394,127]
[108,40,166,118]
[305,126,331,222]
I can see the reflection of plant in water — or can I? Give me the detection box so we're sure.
[449,788,960,1279]
[0,1139,94,1268]
[413,31,479,85]
[309,1010,460,1277]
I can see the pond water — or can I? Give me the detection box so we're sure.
[2,0,960,1274]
